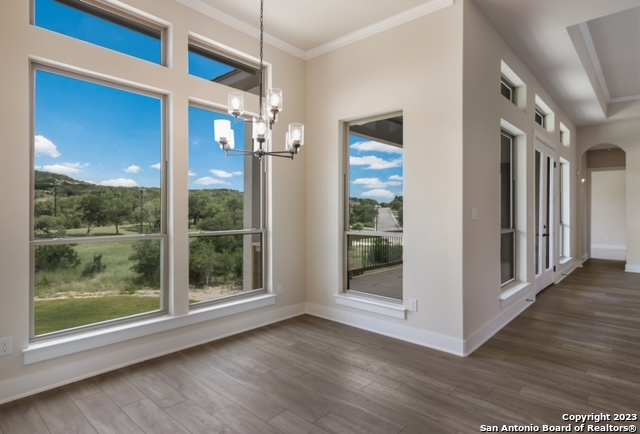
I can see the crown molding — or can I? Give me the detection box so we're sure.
[175,0,306,59]
[176,0,455,60]
[305,0,455,59]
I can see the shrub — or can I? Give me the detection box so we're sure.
[35,244,81,272]
[81,253,107,277]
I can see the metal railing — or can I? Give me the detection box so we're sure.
[347,232,403,277]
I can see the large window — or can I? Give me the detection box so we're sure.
[32,67,165,338]
[188,106,264,306]
[344,115,404,301]
[28,0,269,344]
[34,0,164,65]
[500,131,516,285]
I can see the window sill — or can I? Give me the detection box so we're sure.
[24,294,276,365]
[500,281,530,309]
[559,256,572,265]
[335,294,406,319]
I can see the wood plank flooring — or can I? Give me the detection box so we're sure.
[1,259,639,433]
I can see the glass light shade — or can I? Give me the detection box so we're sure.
[252,116,267,140]
[214,119,234,150]
[267,88,283,112]
[286,123,304,150]
[228,92,244,117]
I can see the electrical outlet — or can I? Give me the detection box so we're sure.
[408,298,418,312]
[276,283,284,294]
[0,336,13,356]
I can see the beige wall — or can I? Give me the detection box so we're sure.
[587,148,626,169]
[461,0,579,344]
[579,119,640,272]
[305,1,465,350]
[590,171,626,259]
[0,0,306,403]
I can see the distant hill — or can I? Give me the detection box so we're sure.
[34,170,95,195]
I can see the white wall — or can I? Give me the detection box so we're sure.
[591,171,626,260]
[0,0,306,404]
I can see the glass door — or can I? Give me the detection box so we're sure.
[534,139,555,292]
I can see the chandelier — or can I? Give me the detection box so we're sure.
[213,0,305,159]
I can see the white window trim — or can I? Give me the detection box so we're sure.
[335,294,406,320]
[24,294,276,364]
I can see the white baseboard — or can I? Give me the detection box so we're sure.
[0,303,305,405]
[625,263,640,273]
[463,295,532,356]
[591,244,626,261]
[304,302,465,356]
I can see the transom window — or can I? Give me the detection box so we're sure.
[34,0,164,65]
[501,76,515,102]
[188,41,260,94]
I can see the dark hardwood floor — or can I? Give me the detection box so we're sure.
[1,259,639,433]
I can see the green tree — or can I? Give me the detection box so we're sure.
[35,244,81,272]
[129,240,160,287]
[80,192,109,234]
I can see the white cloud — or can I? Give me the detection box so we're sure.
[124,165,141,174]
[351,141,403,154]
[353,177,403,189]
[210,169,233,178]
[361,189,396,202]
[194,177,230,186]
[232,171,243,176]
[34,135,61,158]
[388,175,403,181]
[41,162,88,176]
[350,156,403,170]
[150,163,162,170]
[353,178,388,189]
[189,170,197,177]
[99,178,138,187]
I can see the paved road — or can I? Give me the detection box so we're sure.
[376,207,402,232]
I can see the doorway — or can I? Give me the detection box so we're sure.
[534,139,556,292]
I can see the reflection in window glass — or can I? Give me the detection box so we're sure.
[188,44,260,94]
[34,0,162,64]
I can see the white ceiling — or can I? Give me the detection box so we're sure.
[177,0,640,126]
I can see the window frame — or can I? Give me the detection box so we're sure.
[500,130,516,286]
[342,112,404,303]
[29,62,169,341]
[187,103,267,308]
[500,76,515,103]
[534,106,546,128]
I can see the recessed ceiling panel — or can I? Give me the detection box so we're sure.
[587,6,640,101]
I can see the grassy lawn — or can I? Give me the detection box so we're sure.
[35,296,161,335]
[35,240,146,297]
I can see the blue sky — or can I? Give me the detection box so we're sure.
[34,0,247,192]
[34,0,404,197]
[349,135,404,203]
